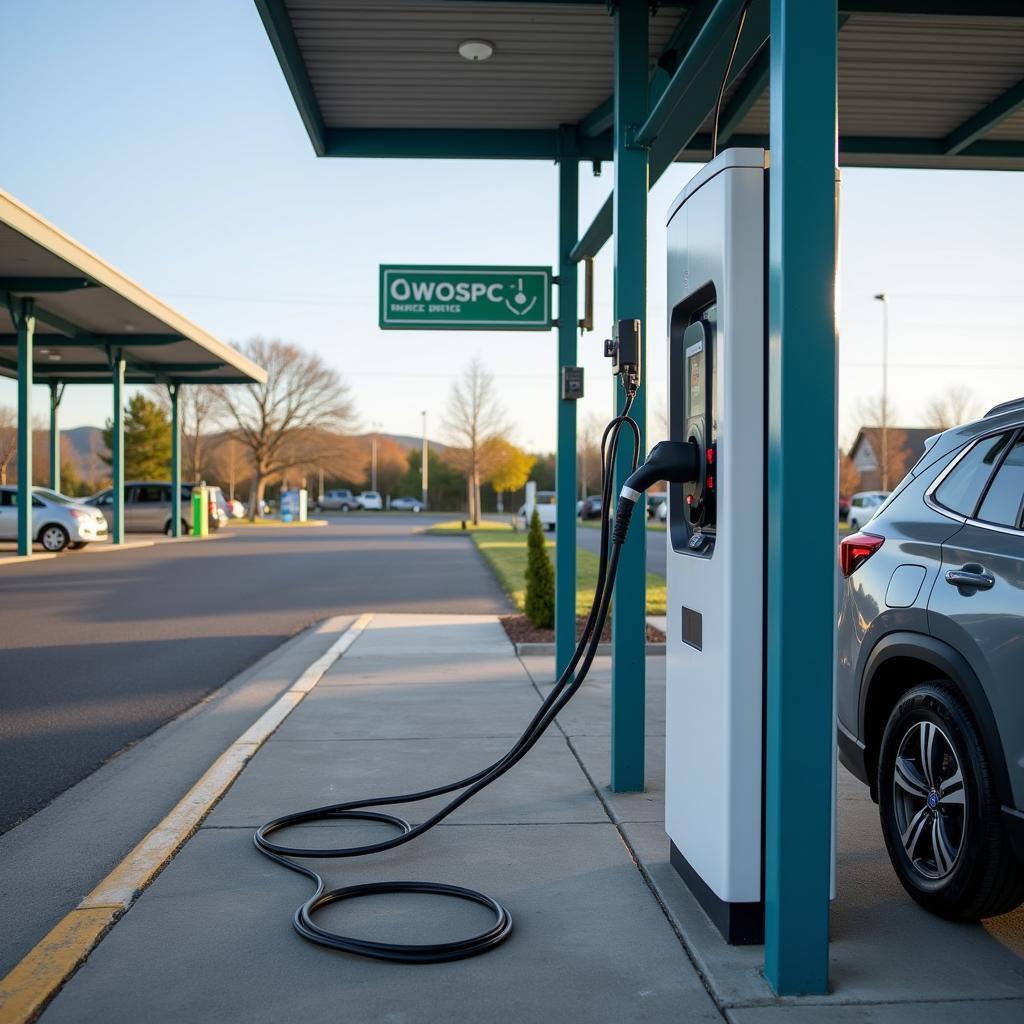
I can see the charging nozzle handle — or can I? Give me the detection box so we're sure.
[612,440,701,545]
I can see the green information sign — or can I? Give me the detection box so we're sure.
[379,265,552,330]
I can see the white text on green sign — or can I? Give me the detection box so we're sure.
[379,266,552,330]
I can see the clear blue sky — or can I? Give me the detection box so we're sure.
[2,0,1023,453]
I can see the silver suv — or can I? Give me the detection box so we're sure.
[838,398,1024,920]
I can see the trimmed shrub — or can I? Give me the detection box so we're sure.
[524,508,555,628]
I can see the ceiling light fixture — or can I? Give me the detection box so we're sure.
[458,39,494,62]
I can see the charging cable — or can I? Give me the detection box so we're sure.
[254,397,696,963]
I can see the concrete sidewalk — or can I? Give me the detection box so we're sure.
[34,615,1024,1023]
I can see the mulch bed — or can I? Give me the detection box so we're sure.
[500,614,666,645]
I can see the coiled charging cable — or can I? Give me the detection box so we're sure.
[255,398,642,963]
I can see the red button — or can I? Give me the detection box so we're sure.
[707,447,714,464]
[686,495,693,505]
[707,476,714,490]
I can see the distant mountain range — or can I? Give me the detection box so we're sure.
[59,427,445,483]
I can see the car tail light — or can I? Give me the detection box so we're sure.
[839,532,884,578]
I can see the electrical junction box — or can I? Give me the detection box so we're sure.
[663,148,836,946]
[561,366,584,401]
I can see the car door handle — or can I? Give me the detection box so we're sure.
[945,566,995,591]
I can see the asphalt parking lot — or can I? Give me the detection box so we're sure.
[0,515,509,834]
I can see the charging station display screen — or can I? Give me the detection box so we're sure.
[687,339,705,414]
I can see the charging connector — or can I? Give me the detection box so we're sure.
[612,439,701,544]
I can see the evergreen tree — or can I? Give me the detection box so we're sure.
[524,508,555,629]
[102,394,171,480]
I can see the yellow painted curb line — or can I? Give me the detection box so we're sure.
[0,612,374,1024]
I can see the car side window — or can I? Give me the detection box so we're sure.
[136,485,163,503]
[934,432,1012,518]
[32,496,44,507]
[0,491,14,507]
[976,433,1024,529]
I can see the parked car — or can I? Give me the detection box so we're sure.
[86,481,220,535]
[517,491,556,531]
[357,490,383,511]
[657,498,667,522]
[837,398,1024,921]
[318,489,360,511]
[647,492,667,519]
[0,485,108,552]
[207,486,230,529]
[847,490,890,531]
[391,496,424,512]
[227,499,245,519]
[839,495,851,522]
[578,494,603,520]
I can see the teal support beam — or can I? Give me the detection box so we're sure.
[944,76,1024,155]
[169,383,182,538]
[49,382,63,493]
[15,299,35,556]
[111,354,126,545]
[764,0,837,996]
[634,0,750,148]
[610,0,649,794]
[556,144,579,678]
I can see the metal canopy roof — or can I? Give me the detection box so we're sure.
[257,0,1024,170]
[0,190,266,387]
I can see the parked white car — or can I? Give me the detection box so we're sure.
[0,486,108,552]
[517,491,557,531]
[227,499,246,519]
[357,490,383,510]
[847,490,890,531]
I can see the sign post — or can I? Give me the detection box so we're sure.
[379,265,552,330]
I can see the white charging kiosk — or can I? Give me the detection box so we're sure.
[664,149,768,944]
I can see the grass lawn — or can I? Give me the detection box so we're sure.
[472,531,666,616]
[424,518,516,535]
[579,517,665,532]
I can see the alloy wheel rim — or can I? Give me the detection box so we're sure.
[893,720,966,880]
[42,527,65,551]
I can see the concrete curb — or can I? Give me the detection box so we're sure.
[0,614,374,1023]
[0,532,232,568]
[515,642,666,657]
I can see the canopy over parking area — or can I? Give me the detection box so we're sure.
[254,0,1024,995]
[0,188,265,553]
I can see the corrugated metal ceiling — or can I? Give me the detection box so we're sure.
[276,1,1024,169]
[287,0,681,130]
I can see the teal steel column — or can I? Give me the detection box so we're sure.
[610,0,648,793]
[49,382,62,493]
[555,141,579,677]
[764,0,837,996]
[169,383,181,537]
[111,354,126,545]
[16,299,35,556]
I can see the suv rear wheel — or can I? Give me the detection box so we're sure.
[878,683,1024,920]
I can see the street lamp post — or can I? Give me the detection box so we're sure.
[370,421,381,493]
[421,410,429,510]
[873,292,889,490]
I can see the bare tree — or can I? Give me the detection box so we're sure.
[207,435,251,501]
[577,412,604,499]
[443,359,509,525]
[924,386,976,431]
[212,338,358,519]
[856,395,907,491]
[150,384,217,482]
[0,406,16,485]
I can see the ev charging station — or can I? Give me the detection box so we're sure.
[664,149,769,943]
[661,148,837,945]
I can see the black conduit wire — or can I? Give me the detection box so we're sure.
[254,395,642,964]
[711,1,752,160]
